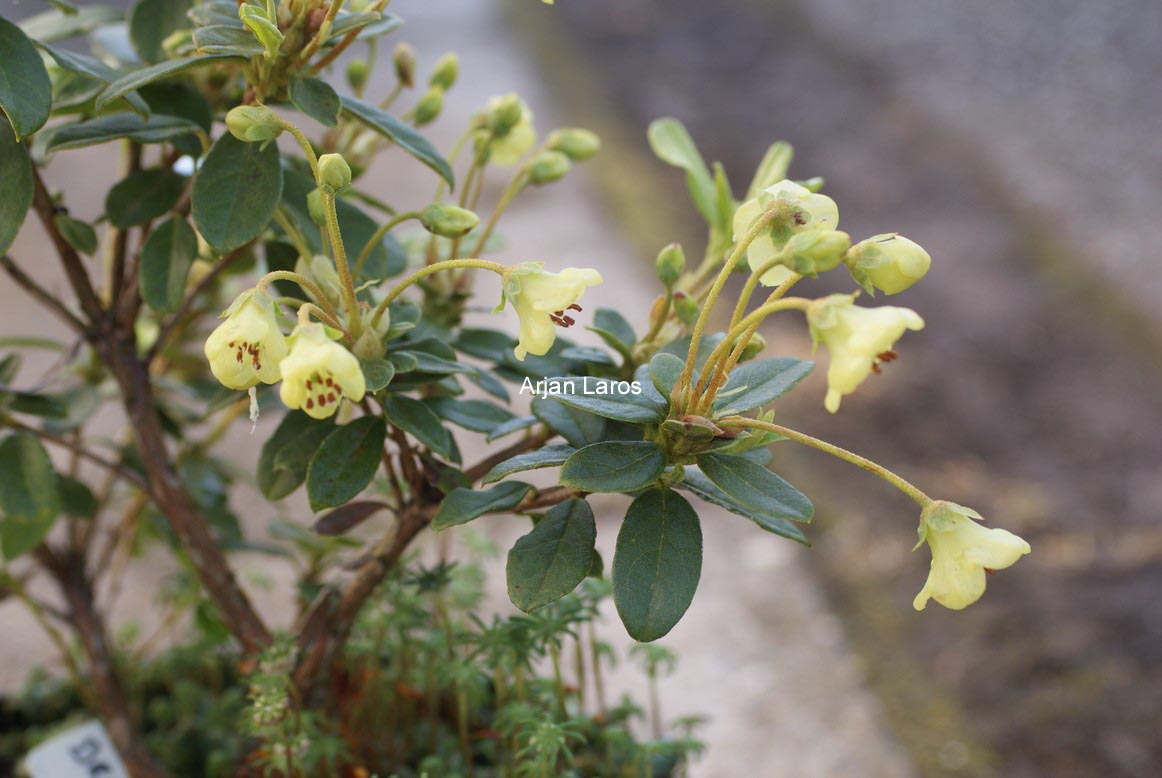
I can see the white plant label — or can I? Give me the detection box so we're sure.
[24,720,129,778]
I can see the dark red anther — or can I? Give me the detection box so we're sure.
[567,303,583,312]
[878,350,899,362]
[561,315,575,327]
[871,363,882,375]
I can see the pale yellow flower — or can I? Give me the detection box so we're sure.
[278,323,366,419]
[734,179,840,285]
[502,263,603,361]
[808,293,924,413]
[204,290,288,390]
[913,501,1030,611]
[846,233,932,295]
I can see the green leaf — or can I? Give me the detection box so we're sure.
[747,141,793,199]
[0,119,33,257]
[289,77,340,128]
[139,216,198,312]
[40,44,150,117]
[382,394,454,460]
[257,411,334,500]
[193,25,265,57]
[592,308,635,349]
[483,443,575,485]
[559,346,615,366]
[2,391,68,418]
[105,169,186,228]
[129,0,194,63]
[530,397,604,448]
[697,452,813,523]
[328,9,400,39]
[431,481,532,531]
[551,378,666,424]
[647,117,716,225]
[313,500,390,536]
[612,488,702,641]
[455,328,515,362]
[359,357,395,391]
[48,113,204,153]
[711,357,814,416]
[0,17,52,140]
[340,95,454,187]
[54,214,98,255]
[0,433,61,559]
[507,498,596,612]
[193,133,282,253]
[306,416,386,511]
[59,475,98,519]
[678,469,807,545]
[238,4,282,58]
[485,414,539,443]
[96,54,244,112]
[139,83,213,157]
[648,351,685,400]
[561,441,665,493]
[425,397,515,434]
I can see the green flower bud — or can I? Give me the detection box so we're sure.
[346,58,369,91]
[420,202,480,239]
[739,332,766,362]
[225,105,283,144]
[546,127,601,161]
[673,292,699,326]
[781,229,851,276]
[413,87,444,126]
[655,242,686,286]
[429,53,459,90]
[393,42,417,88]
[488,93,525,135]
[306,189,325,226]
[317,153,352,195]
[526,150,571,185]
[845,233,932,295]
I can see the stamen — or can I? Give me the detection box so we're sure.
[984,568,996,576]
[561,315,575,327]
[878,350,899,362]
[567,303,582,312]
[871,363,882,375]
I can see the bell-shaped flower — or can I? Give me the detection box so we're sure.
[204,290,288,390]
[913,501,1030,611]
[277,323,366,419]
[846,233,932,295]
[486,94,536,166]
[807,293,924,412]
[734,179,840,286]
[502,263,603,360]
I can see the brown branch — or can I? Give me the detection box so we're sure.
[31,167,105,325]
[101,334,272,651]
[0,255,89,336]
[37,547,171,778]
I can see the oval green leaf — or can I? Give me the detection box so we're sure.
[507,498,597,612]
[106,169,186,228]
[289,77,341,128]
[306,416,386,512]
[193,133,282,253]
[550,378,666,424]
[0,433,61,559]
[560,440,666,493]
[483,443,576,485]
[0,17,52,140]
[129,0,194,63]
[96,54,244,112]
[257,411,335,500]
[612,488,702,642]
[711,357,814,416]
[0,118,33,256]
[382,394,454,460]
[696,452,813,523]
[140,215,198,312]
[340,95,454,186]
[431,481,533,531]
[48,113,205,153]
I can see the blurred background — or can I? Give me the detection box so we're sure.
[2,0,1160,776]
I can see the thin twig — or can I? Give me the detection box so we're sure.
[0,255,88,335]
[2,417,149,492]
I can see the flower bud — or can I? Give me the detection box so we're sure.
[526,150,571,185]
[413,87,444,126]
[306,188,325,226]
[739,332,766,362]
[781,229,851,276]
[317,153,352,195]
[547,128,601,161]
[393,42,417,88]
[295,254,342,305]
[429,53,459,90]
[420,202,480,239]
[488,93,525,135]
[346,58,369,91]
[845,233,931,295]
[673,292,699,325]
[655,242,686,286]
[225,105,283,144]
